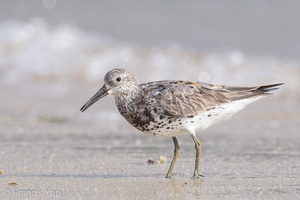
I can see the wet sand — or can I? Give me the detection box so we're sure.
[0,84,299,199]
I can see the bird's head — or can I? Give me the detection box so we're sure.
[80,68,138,112]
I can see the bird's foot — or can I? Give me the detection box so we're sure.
[165,174,172,179]
[193,173,205,178]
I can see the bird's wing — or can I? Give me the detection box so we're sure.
[140,81,282,117]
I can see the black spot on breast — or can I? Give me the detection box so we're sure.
[179,122,182,125]
[166,127,170,129]
[159,115,164,120]
[187,115,194,118]
[208,114,212,117]
[191,121,194,123]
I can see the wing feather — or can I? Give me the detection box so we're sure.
[140,81,282,117]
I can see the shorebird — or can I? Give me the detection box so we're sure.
[80,68,282,178]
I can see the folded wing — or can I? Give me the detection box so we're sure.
[140,81,283,117]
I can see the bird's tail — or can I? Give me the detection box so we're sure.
[256,83,284,94]
[224,83,284,101]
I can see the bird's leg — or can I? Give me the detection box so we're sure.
[191,134,204,178]
[165,137,180,178]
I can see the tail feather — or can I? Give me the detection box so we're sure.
[227,83,283,101]
[256,83,284,93]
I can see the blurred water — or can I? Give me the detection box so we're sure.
[2,1,300,58]
[0,19,298,100]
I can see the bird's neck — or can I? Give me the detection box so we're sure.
[115,85,143,103]
[114,86,146,125]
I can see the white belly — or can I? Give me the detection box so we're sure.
[141,96,263,137]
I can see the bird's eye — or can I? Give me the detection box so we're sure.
[116,77,121,82]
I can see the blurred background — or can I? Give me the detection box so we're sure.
[0,0,299,129]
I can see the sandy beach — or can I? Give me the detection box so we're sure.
[0,83,299,200]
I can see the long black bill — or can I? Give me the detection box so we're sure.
[80,85,109,112]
